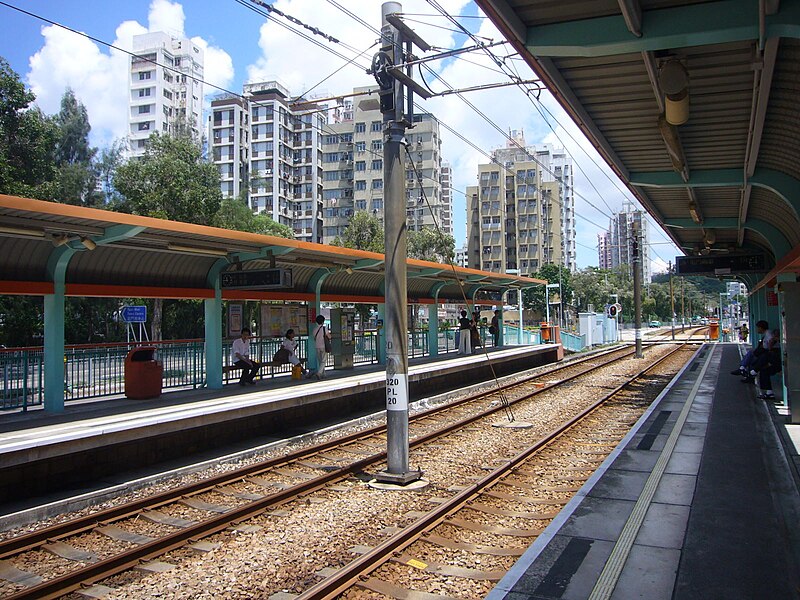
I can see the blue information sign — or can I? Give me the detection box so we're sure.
[121,305,147,323]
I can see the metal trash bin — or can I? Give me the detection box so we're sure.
[540,322,551,342]
[125,346,163,399]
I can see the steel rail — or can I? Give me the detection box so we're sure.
[296,344,692,599]
[3,345,645,599]
[0,345,633,559]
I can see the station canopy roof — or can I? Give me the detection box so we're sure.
[476,0,800,290]
[0,195,544,303]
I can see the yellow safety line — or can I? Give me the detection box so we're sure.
[588,344,716,599]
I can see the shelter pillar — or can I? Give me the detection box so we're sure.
[43,281,66,412]
[307,298,322,371]
[377,303,386,365]
[204,287,223,389]
[427,303,439,357]
[497,306,504,347]
[776,276,798,420]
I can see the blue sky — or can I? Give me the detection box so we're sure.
[0,0,681,272]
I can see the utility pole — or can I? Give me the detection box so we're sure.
[632,220,643,357]
[669,260,675,340]
[373,1,422,485]
[681,276,685,331]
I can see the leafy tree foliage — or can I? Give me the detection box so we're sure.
[52,89,101,206]
[213,197,294,238]
[332,211,384,253]
[523,264,574,317]
[113,131,222,225]
[407,227,455,263]
[0,57,58,199]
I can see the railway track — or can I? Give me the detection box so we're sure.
[0,343,697,599]
[300,344,693,599]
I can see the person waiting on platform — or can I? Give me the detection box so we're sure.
[232,327,262,386]
[739,322,749,343]
[730,320,774,382]
[471,309,482,352]
[458,310,472,355]
[281,329,309,378]
[489,310,500,347]
[311,314,331,380]
[750,329,782,400]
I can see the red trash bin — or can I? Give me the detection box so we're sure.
[540,322,551,342]
[125,346,163,399]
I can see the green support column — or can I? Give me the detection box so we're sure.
[307,297,322,371]
[427,303,439,357]
[43,281,66,412]
[377,303,386,365]
[776,274,795,409]
[497,306,504,347]
[204,287,223,389]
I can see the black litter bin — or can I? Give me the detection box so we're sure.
[125,346,163,399]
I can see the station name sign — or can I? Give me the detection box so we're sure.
[675,254,766,276]
[221,268,293,290]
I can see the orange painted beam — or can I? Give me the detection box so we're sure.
[66,284,214,299]
[0,281,54,295]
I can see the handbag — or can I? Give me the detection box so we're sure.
[317,325,332,353]
[272,347,290,364]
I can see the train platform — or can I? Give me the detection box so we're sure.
[0,343,561,511]
[489,342,800,600]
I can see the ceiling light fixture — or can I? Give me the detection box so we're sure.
[80,237,97,250]
[658,59,690,125]
[168,243,228,257]
[0,225,45,238]
[52,234,71,247]
[688,200,703,224]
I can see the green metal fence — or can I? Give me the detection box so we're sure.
[2,325,537,411]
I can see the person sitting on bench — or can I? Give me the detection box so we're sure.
[232,327,262,386]
[279,329,309,378]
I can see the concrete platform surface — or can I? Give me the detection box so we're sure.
[489,343,800,600]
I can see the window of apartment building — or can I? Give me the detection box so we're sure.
[324,152,340,163]
[137,122,151,131]
[481,201,489,211]
[137,139,147,148]
[356,199,367,210]
[371,140,382,151]
[372,199,383,210]
[355,180,366,190]
[138,71,152,80]
[480,172,490,183]
[138,88,151,97]
[138,105,151,114]
[164,72,173,83]
[339,133,353,143]
[355,141,366,152]
[162,122,169,132]
[174,57,181,66]
[489,171,499,181]
[482,217,491,225]
[163,90,172,100]
[324,170,340,181]
[372,179,383,190]
[324,135,338,144]
[355,122,366,133]
[354,161,366,172]
[370,121,382,132]
[371,159,382,170]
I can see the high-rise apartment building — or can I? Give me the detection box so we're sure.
[598,231,612,269]
[466,133,575,276]
[128,32,204,156]
[320,87,444,242]
[207,81,326,243]
[600,201,651,283]
[440,161,453,236]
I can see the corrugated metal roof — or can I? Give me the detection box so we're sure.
[0,195,545,301]
[478,0,800,276]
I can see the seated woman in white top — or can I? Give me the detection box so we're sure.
[283,329,309,376]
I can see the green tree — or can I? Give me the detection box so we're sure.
[113,131,223,340]
[407,227,455,263]
[523,264,574,320]
[0,57,58,199]
[331,211,384,253]
[213,196,294,238]
[113,131,222,224]
[95,139,126,205]
[52,89,100,206]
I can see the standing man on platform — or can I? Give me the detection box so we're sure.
[232,328,262,386]
[458,310,472,355]
[490,310,500,347]
[311,314,331,380]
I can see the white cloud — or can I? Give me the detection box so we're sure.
[25,0,233,148]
